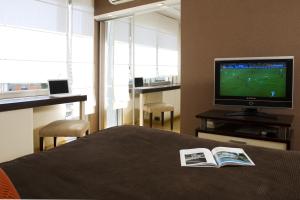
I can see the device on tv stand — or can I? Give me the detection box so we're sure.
[225,108,277,120]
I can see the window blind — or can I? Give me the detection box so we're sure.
[70,0,95,114]
[0,0,95,115]
[0,0,68,83]
[133,13,179,79]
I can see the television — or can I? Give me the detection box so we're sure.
[214,56,293,117]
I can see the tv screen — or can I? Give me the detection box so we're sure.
[215,57,293,108]
[220,62,287,97]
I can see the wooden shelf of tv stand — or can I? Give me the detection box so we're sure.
[195,109,294,150]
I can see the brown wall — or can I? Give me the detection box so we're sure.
[95,0,300,150]
[95,0,161,16]
[181,0,300,150]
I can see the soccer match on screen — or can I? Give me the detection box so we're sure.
[220,63,286,97]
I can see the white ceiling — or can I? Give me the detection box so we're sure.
[95,0,181,21]
[157,4,181,21]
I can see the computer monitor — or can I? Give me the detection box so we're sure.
[48,79,70,96]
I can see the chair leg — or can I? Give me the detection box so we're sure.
[149,113,153,128]
[54,137,57,147]
[86,130,89,136]
[161,112,164,127]
[170,111,174,130]
[40,137,44,151]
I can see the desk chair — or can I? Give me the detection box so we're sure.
[143,103,174,130]
[39,120,89,151]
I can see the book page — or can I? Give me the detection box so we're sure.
[179,148,217,167]
[211,147,255,167]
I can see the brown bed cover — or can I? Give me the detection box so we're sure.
[1,125,300,199]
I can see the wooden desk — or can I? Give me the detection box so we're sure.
[133,84,180,126]
[0,95,87,120]
[0,95,87,162]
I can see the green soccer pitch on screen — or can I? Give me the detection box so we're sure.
[220,64,286,98]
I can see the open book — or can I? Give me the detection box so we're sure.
[180,147,255,167]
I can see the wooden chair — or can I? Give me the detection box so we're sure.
[39,120,89,151]
[143,103,174,130]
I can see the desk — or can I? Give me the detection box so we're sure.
[133,84,180,126]
[0,95,87,120]
[0,95,87,162]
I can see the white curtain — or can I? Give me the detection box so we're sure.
[111,20,130,110]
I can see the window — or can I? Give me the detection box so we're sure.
[71,0,95,114]
[157,32,178,76]
[0,0,68,91]
[134,26,157,78]
[0,0,95,114]
[134,13,180,79]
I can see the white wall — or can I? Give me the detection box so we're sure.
[0,109,33,162]
[0,103,85,162]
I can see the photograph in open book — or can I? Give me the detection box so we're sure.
[216,151,252,165]
[185,153,207,165]
[179,148,218,167]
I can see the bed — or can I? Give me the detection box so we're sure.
[1,125,300,199]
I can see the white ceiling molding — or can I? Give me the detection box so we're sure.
[95,0,180,21]
[108,0,135,5]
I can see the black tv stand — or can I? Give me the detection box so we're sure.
[195,109,294,150]
[225,108,277,120]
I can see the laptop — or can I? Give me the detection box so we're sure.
[48,79,70,97]
[134,77,144,87]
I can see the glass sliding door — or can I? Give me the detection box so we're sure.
[133,11,181,129]
[104,17,134,128]
[102,5,181,129]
